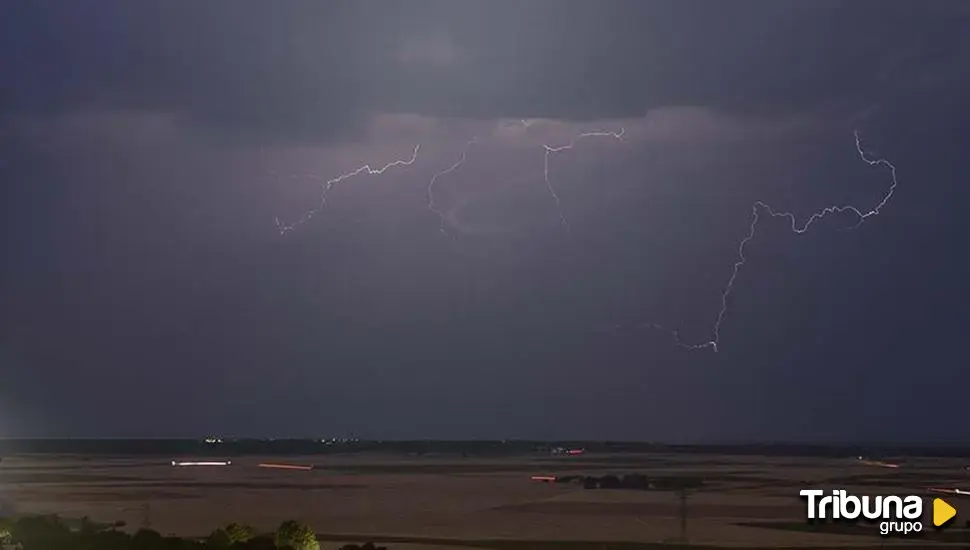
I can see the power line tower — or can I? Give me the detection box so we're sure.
[141,502,151,530]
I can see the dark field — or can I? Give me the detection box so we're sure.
[2,443,969,548]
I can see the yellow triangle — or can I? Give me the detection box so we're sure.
[933,497,956,527]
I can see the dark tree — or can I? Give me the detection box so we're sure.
[84,529,135,550]
[223,523,256,544]
[133,528,164,547]
[274,520,319,550]
[599,475,622,489]
[9,515,72,549]
[206,528,232,549]
[232,535,277,550]
[621,473,649,490]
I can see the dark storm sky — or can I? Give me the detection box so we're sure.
[3,1,970,441]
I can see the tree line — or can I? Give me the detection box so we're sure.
[0,515,387,550]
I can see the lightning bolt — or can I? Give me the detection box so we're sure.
[650,130,899,352]
[426,138,479,239]
[424,123,626,240]
[542,128,626,230]
[266,123,896,355]
[272,144,421,235]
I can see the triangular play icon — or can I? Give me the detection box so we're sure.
[933,498,956,527]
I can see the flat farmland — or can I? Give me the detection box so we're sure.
[2,452,968,548]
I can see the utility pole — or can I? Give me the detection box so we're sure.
[678,488,689,544]
[142,502,151,530]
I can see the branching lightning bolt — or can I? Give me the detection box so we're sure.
[266,123,896,355]
[423,124,626,240]
[426,138,479,239]
[652,130,899,352]
[273,144,421,235]
[542,128,626,230]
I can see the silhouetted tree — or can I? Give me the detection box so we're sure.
[231,534,276,550]
[163,534,205,550]
[274,520,319,550]
[84,529,133,550]
[223,523,255,544]
[132,528,164,548]
[599,475,621,489]
[77,516,98,536]
[9,515,71,549]
[206,528,232,549]
[621,473,649,490]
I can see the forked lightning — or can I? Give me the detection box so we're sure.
[542,129,626,229]
[653,130,899,352]
[426,138,479,240]
[423,124,624,237]
[270,124,899,354]
[273,144,421,235]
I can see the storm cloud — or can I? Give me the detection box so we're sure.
[3,1,970,440]
[3,1,968,145]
